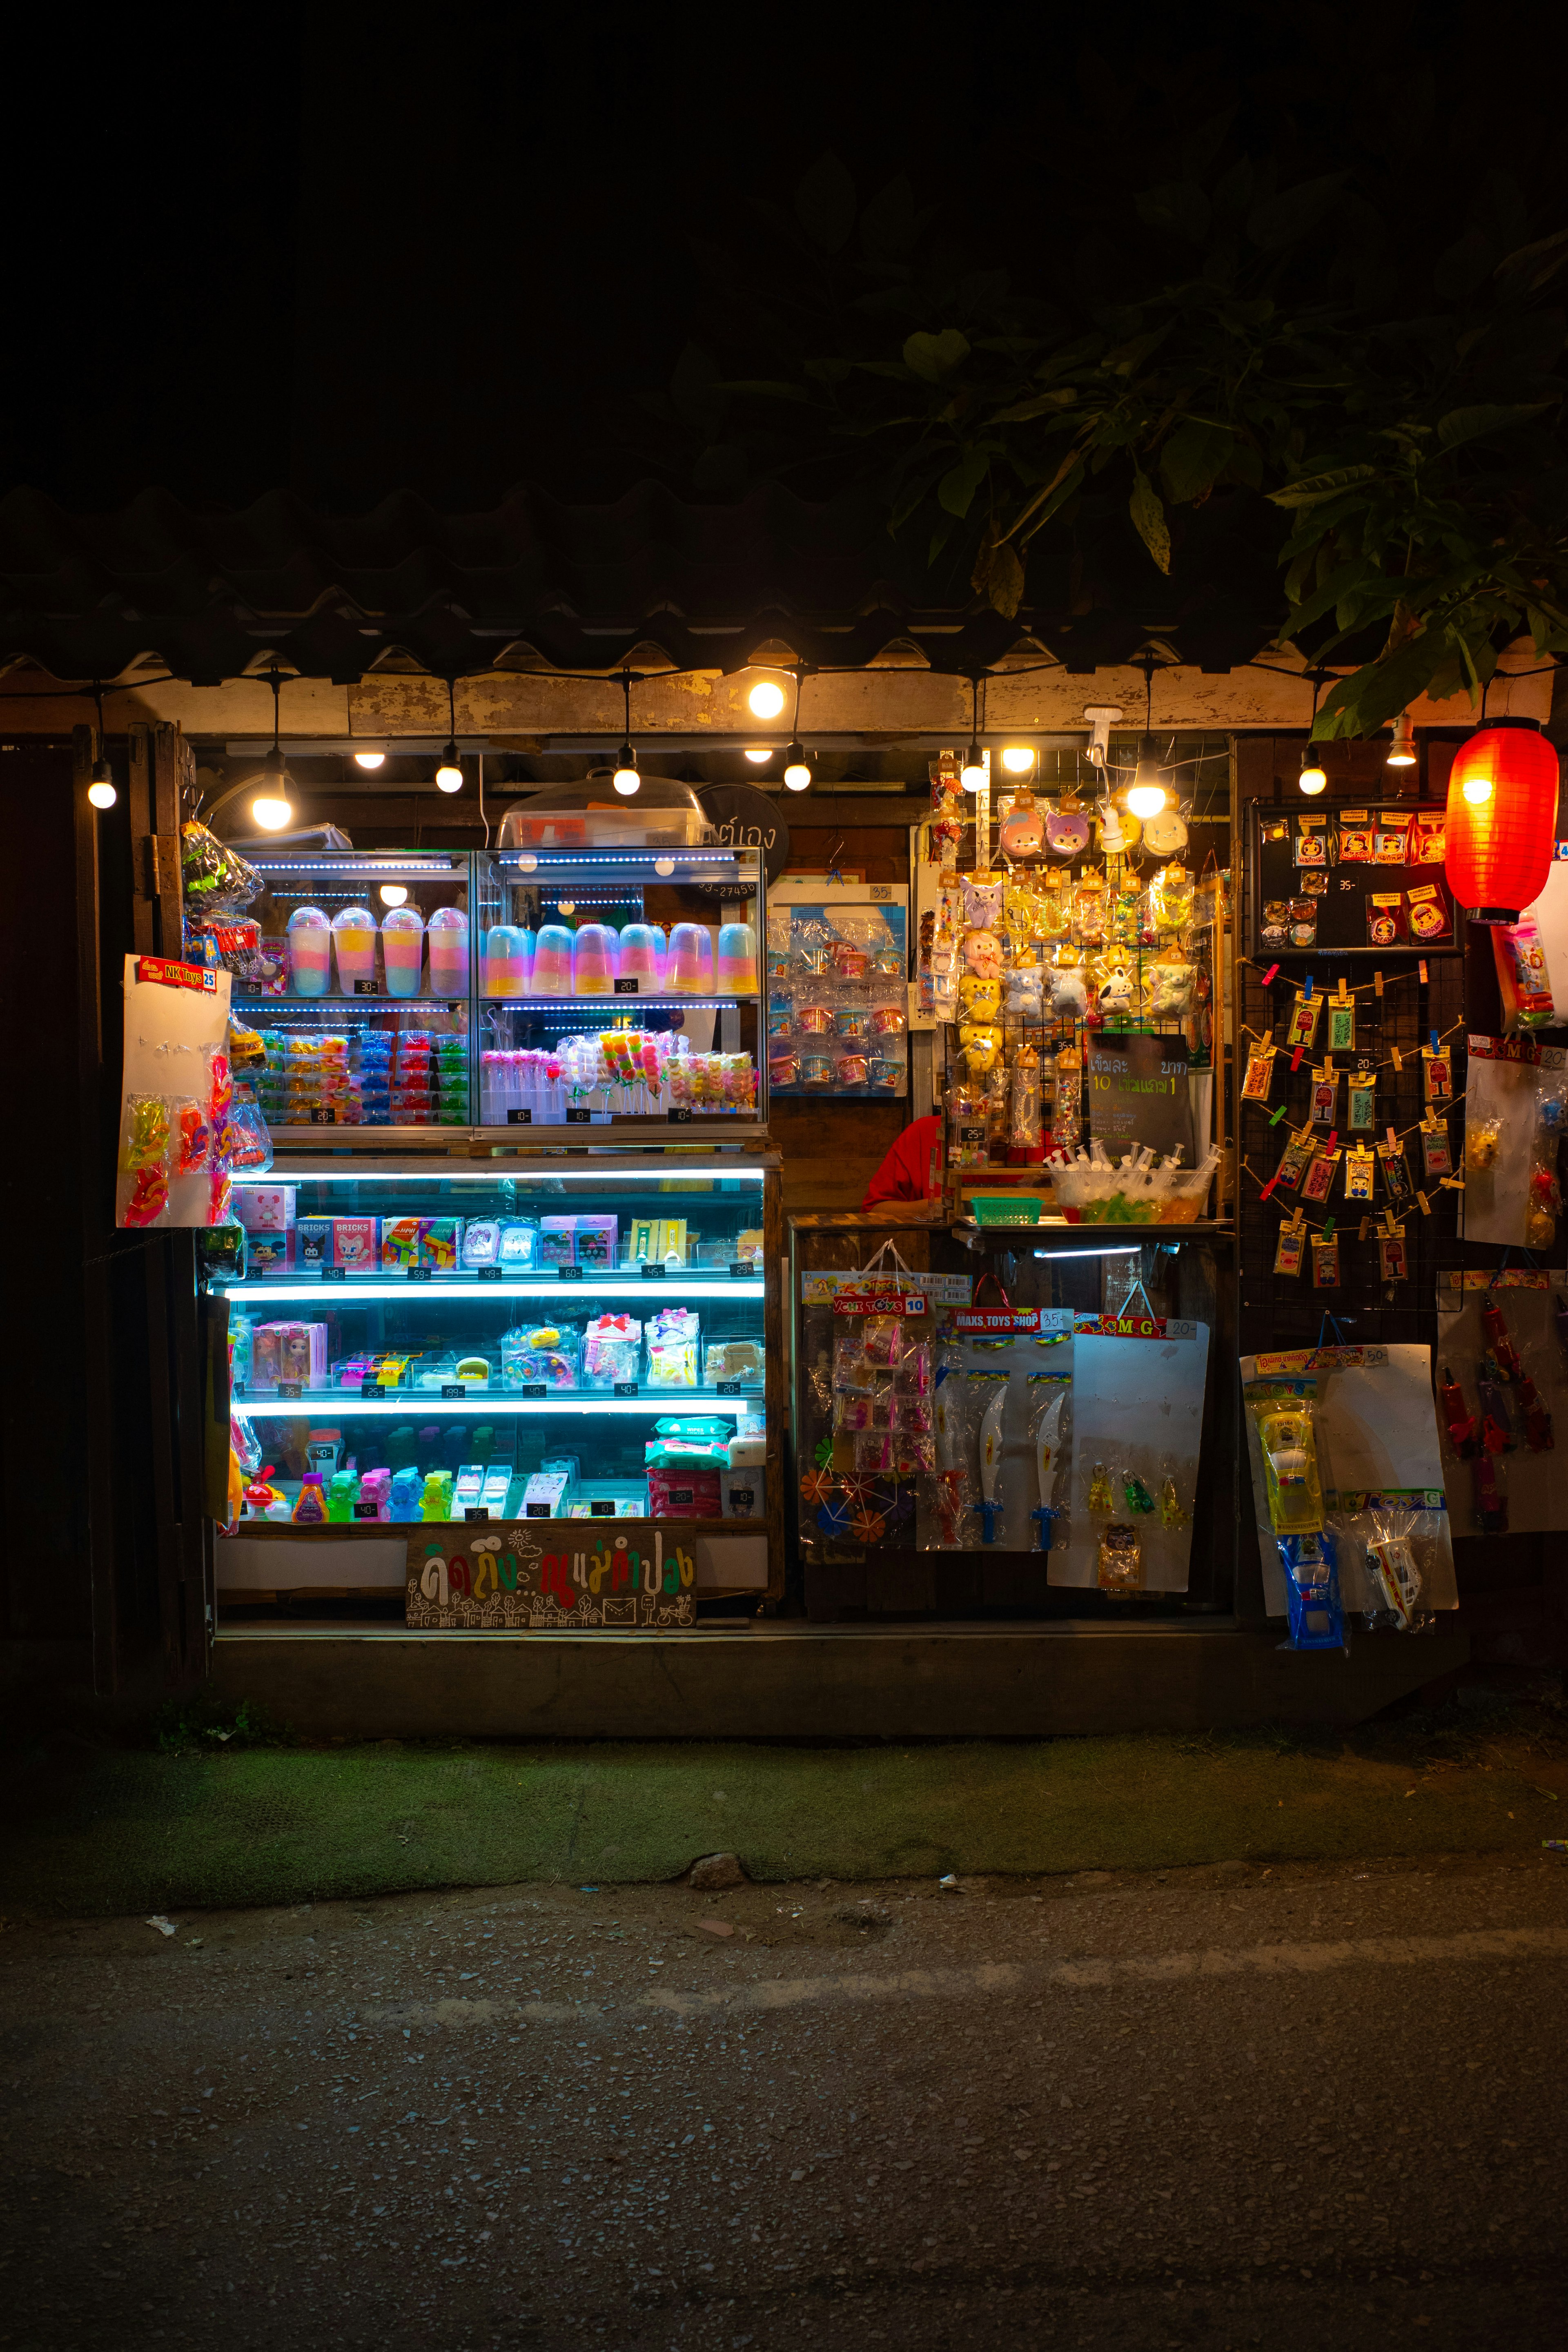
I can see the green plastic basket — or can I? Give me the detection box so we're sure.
[970,1194,1047,1226]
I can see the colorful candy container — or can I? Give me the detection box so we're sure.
[286,906,332,997]
[618,922,666,990]
[427,905,469,996]
[381,905,425,998]
[666,922,715,993]
[571,922,620,994]
[330,905,378,992]
[530,922,573,996]
[484,924,530,995]
[717,920,757,993]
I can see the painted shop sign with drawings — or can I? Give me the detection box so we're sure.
[405,1525,697,1630]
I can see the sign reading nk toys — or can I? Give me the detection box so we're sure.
[405,1523,699,1629]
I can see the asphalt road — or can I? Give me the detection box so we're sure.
[2,1850,1564,2351]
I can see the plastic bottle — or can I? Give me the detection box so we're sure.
[420,1470,454,1521]
[388,1466,424,1522]
[427,906,469,997]
[286,906,332,998]
[326,1469,360,1522]
[291,1472,328,1524]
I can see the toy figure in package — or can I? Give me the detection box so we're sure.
[1310,1071,1338,1125]
[1242,1046,1276,1103]
[1327,1000,1356,1054]
[1311,1234,1341,1288]
[1423,1045,1452,1106]
[1286,991,1322,1051]
[1379,1232,1408,1283]
[1405,881,1452,944]
[1366,893,1405,947]
[1274,1224,1306,1277]
[1274,1129,1316,1191]
[1420,1119,1453,1180]
[1301,1147,1341,1205]
[1377,1140,1413,1204]
[1344,1147,1376,1203]
[1348,1077,1376,1131]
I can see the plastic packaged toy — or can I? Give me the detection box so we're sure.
[1097,1523,1143,1592]
[1279,1530,1345,1649]
[1248,1391,1325,1534]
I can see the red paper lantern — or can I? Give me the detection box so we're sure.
[1443,722,1559,922]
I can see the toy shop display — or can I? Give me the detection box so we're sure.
[116,953,242,1229]
[1460,1036,1567,1249]
[1248,800,1455,960]
[1050,1302,1209,1593]
[766,894,908,1099]
[1435,1273,1568,1535]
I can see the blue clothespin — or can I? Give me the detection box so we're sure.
[1430,1028,1440,1054]
[1303,974,1314,999]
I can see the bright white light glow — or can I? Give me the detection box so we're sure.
[87,780,118,809]
[960,752,987,792]
[653,858,675,876]
[744,746,773,764]
[1000,746,1035,774]
[219,1277,762,1304]
[435,755,464,793]
[379,883,408,906]
[234,1394,751,1418]
[353,750,385,771]
[251,795,294,831]
[1298,759,1327,795]
[1033,1245,1144,1261]
[1462,776,1494,805]
[612,762,640,797]
[1126,783,1167,819]
[784,757,811,792]
[747,680,786,719]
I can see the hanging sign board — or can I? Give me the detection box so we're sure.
[800,1269,972,1306]
[1087,1034,1195,1164]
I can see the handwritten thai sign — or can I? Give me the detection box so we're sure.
[405,1523,697,1630]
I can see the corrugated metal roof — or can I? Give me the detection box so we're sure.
[0,479,1283,685]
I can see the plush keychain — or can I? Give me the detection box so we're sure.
[1049,957,1090,1019]
[998,786,1045,862]
[961,927,1003,978]
[1144,956,1195,1018]
[1005,961,1045,1019]
[961,875,1004,932]
[1046,794,1093,858]
[1096,961,1138,1017]
[958,971,1002,1023]
[959,1023,1004,1074]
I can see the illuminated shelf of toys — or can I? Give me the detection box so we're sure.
[218,1276,764,1305]
[233,1392,759,1418]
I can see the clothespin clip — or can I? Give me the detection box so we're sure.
[1324,1129,1337,1150]
[1390,1045,1403,1071]
[1290,1205,1305,1236]
[1417,1190,1432,1216]
[1419,959,1429,984]
[1430,1028,1439,1055]
[1336,977,1349,1003]
[1261,963,1279,988]
[1358,1216,1372,1241]
[1322,1216,1336,1241]
[1269,1103,1287,1126]
[1260,1176,1279,1201]
[1374,969,1384,998]
[1385,1125,1398,1152]
[1290,1046,1304,1072]
[1303,974,1314,998]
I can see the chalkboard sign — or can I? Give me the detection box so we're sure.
[1087,1034,1194,1164]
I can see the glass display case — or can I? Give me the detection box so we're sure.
[212,846,766,1144]
[210,1157,781,1618]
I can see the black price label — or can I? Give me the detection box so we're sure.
[464,1507,490,1523]
[729,1489,755,1511]
[277,1379,303,1399]
[614,977,639,996]
[353,1501,379,1520]
[354,979,381,997]
[477,1265,503,1283]
[668,1107,693,1125]
[670,1488,695,1507]
[589,1499,615,1517]
[407,1265,433,1283]
[526,1502,552,1519]
[639,1262,666,1281]
[309,1107,336,1125]
[613,1380,639,1398]
[441,1383,467,1399]
[520,1383,547,1400]
[717,1378,746,1396]
[566,1107,591,1124]
[728,1260,753,1278]
[507,1107,533,1125]
[321,1265,346,1283]
[556,1264,583,1281]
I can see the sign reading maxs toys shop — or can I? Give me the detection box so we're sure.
[405,1525,698,1630]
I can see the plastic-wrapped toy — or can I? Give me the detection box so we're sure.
[1009,1045,1043,1161]
[1122,1471,1156,1515]
[1363,1508,1423,1630]
[959,1023,1003,1075]
[1097,1523,1143,1591]
[1071,871,1107,946]
[998,784,1045,861]
[172,1098,210,1176]
[1004,963,1044,1020]
[1049,961,1089,1020]
[1096,962,1137,1018]
[1144,956,1195,1019]
[180,821,261,919]
[123,1163,170,1226]
[1279,1530,1344,1649]
[1087,1461,1114,1515]
[958,971,1002,1023]
[1248,1392,1325,1534]
[1466,1116,1502,1172]
[120,1094,171,1172]
[961,927,1003,979]
[1158,1473,1187,1530]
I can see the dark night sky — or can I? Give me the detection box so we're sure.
[2,0,1557,518]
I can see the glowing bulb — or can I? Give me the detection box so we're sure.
[87,758,116,809]
[613,742,641,796]
[251,795,294,831]
[1386,713,1417,768]
[783,740,811,792]
[1126,782,1167,819]
[960,742,987,791]
[353,749,385,771]
[1000,745,1035,775]
[744,745,773,765]
[654,858,675,876]
[1298,753,1327,795]
[435,741,463,793]
[747,679,786,719]
[1462,775,1494,806]
[379,883,408,907]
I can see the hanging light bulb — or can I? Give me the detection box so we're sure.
[783,741,812,792]
[747,678,786,719]
[612,670,640,793]
[353,748,385,771]
[87,763,117,809]
[960,745,987,791]
[434,679,464,791]
[1298,747,1327,795]
[1125,657,1167,816]
[379,883,408,908]
[251,677,294,826]
[1000,744,1035,775]
[1386,713,1417,768]
[744,745,773,765]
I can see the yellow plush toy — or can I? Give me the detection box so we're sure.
[958,1023,1003,1074]
[958,971,1002,1022]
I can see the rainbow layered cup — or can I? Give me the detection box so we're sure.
[427,906,469,996]
[717,920,757,993]
[330,905,377,992]
[381,905,425,998]
[666,922,714,994]
[618,921,666,991]
[530,923,573,996]
[286,906,332,998]
[484,924,530,996]
[571,922,619,995]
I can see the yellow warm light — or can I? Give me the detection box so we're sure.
[1462,776,1494,805]
[353,750,386,771]
[747,680,786,719]
[1126,783,1167,819]
[251,795,294,831]
[1000,745,1035,774]
[379,884,408,907]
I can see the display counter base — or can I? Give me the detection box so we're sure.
[209,1618,1467,1742]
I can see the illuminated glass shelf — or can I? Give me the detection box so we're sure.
[234,1390,758,1417]
[220,1276,763,1303]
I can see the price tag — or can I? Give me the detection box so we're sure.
[526,1502,552,1519]
[614,977,639,996]
[309,1107,336,1125]
[277,1379,303,1399]
[566,1107,592,1124]
[728,1488,755,1512]
[441,1383,467,1399]
[717,1378,746,1396]
[353,1501,379,1520]
[668,1107,693,1125]
[670,1488,695,1508]
[614,1380,639,1398]
[407,1265,433,1283]
[589,1499,615,1516]
[477,1266,503,1283]
[354,979,381,997]
[507,1108,532,1125]
[520,1383,547,1399]
[557,1265,583,1282]
[640,1262,666,1281]
[321,1265,346,1283]
[464,1507,490,1523]
[728,1261,753,1278]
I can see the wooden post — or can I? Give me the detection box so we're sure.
[74,723,122,1695]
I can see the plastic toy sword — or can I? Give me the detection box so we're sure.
[1031,1422,1058,1553]
[971,1384,1007,1544]
[933,1371,964,1546]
